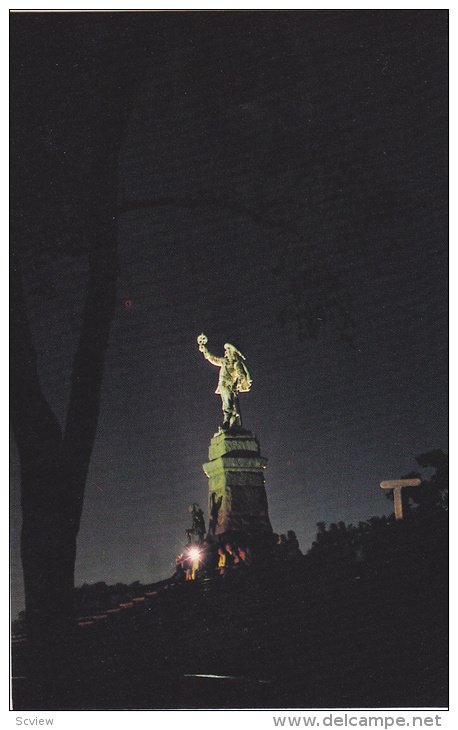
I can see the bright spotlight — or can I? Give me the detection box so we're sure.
[187,547,201,561]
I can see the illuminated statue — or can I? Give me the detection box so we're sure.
[186,503,206,545]
[197,333,252,430]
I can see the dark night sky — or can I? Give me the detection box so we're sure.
[10,10,448,616]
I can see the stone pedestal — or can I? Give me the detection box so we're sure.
[203,429,273,545]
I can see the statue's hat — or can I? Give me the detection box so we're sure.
[224,343,246,360]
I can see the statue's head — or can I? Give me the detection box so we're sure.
[224,343,245,361]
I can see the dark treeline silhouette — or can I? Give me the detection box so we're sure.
[307,450,448,572]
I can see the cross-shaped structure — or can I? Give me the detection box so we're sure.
[380,478,422,520]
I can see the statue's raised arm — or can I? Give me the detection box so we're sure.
[197,333,224,367]
[197,333,252,432]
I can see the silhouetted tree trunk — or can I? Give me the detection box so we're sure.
[10,13,150,652]
[11,161,121,646]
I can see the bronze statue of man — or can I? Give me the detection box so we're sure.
[186,503,206,545]
[197,334,252,430]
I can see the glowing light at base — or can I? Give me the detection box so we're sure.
[187,546,201,561]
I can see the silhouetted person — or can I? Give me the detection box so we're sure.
[286,530,302,558]
[225,543,239,569]
[173,554,186,584]
[235,545,252,569]
[198,541,214,578]
[217,546,227,575]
